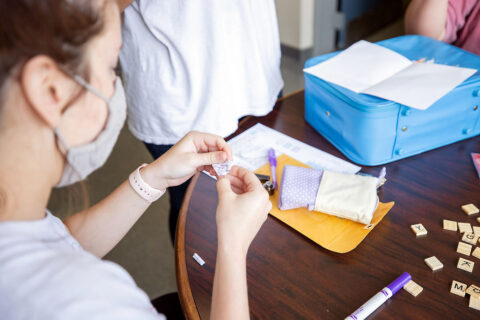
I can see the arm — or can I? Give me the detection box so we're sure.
[64,131,232,258]
[405,0,449,40]
[116,0,134,11]
[64,179,151,258]
[210,167,272,320]
[211,246,249,320]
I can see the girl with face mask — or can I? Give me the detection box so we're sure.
[0,1,271,319]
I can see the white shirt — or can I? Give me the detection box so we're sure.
[0,212,164,320]
[120,0,284,145]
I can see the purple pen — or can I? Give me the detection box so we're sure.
[345,272,411,320]
[268,148,277,190]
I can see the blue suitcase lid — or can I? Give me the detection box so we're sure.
[304,35,480,109]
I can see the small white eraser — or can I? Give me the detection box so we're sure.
[212,160,233,176]
[193,253,205,266]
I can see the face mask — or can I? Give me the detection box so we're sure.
[54,76,127,187]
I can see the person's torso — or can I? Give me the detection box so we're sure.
[120,0,283,144]
[452,0,480,54]
[0,212,163,320]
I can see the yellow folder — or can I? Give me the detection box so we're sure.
[256,154,394,253]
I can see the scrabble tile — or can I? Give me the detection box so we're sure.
[457,257,475,273]
[466,284,480,298]
[403,280,423,297]
[411,224,427,236]
[462,203,479,215]
[425,256,444,271]
[443,219,458,231]
[459,222,473,234]
[451,280,467,297]
[469,295,480,311]
[473,247,480,260]
[457,242,473,256]
[462,233,479,245]
[474,226,480,236]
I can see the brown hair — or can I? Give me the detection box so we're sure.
[0,0,109,213]
[0,0,107,90]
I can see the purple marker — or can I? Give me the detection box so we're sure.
[268,148,277,189]
[345,272,411,320]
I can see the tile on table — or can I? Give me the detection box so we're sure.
[425,256,443,271]
[451,280,467,297]
[411,224,427,236]
[457,257,475,273]
[403,280,423,297]
[443,220,458,232]
[457,242,473,256]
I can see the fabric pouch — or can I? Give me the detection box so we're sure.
[313,171,378,224]
[279,165,384,225]
[278,166,323,210]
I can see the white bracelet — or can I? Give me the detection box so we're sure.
[129,164,165,203]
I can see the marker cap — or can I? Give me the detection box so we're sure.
[387,272,411,295]
[268,148,277,166]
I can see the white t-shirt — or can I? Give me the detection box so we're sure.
[0,212,164,320]
[120,0,284,145]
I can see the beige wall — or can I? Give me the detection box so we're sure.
[275,0,315,50]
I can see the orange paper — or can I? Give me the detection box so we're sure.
[256,154,394,253]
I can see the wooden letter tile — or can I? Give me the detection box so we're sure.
[457,257,475,273]
[462,203,479,215]
[458,222,473,234]
[473,226,480,237]
[411,223,427,236]
[451,280,467,297]
[462,233,479,245]
[443,219,458,231]
[425,256,443,271]
[466,284,480,298]
[457,242,473,256]
[473,247,480,260]
[403,280,423,297]
[469,296,480,311]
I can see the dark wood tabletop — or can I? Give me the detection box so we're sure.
[175,91,480,319]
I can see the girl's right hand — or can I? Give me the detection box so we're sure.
[215,166,272,256]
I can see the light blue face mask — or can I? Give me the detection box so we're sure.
[54,76,127,187]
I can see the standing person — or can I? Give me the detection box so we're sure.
[0,0,271,319]
[405,0,480,55]
[120,0,283,243]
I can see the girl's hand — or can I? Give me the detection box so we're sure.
[141,131,233,190]
[216,166,272,256]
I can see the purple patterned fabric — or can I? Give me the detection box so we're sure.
[279,165,324,211]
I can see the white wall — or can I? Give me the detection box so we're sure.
[275,0,315,50]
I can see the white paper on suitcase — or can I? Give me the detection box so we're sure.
[303,40,477,110]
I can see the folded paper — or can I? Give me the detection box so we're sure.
[212,160,233,176]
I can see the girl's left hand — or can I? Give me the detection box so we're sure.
[140,131,233,190]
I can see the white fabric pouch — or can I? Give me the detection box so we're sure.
[314,170,379,225]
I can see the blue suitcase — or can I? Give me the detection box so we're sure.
[304,35,480,166]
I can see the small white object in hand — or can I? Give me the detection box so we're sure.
[212,160,233,176]
[193,253,205,266]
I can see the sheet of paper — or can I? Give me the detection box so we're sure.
[363,62,477,110]
[303,40,477,110]
[303,40,412,93]
[204,123,360,179]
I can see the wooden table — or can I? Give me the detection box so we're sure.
[175,91,480,319]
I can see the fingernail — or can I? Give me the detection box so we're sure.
[219,152,227,162]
